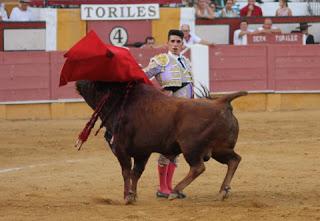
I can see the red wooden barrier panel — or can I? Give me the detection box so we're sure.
[1,45,320,102]
[268,45,320,91]
[209,45,268,92]
[0,52,51,102]
[209,44,320,92]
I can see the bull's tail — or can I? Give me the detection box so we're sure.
[219,91,248,103]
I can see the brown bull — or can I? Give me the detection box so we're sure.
[76,80,247,204]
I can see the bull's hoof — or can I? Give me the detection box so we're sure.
[168,191,186,200]
[124,193,136,205]
[219,186,231,201]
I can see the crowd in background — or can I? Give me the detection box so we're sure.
[0,0,317,46]
[193,0,293,18]
[0,0,35,21]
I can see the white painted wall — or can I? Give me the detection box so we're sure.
[190,44,210,91]
[180,7,196,32]
[196,25,230,44]
[4,29,46,51]
[39,8,57,51]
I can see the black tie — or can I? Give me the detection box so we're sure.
[178,57,186,69]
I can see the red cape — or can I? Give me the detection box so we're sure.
[59,31,152,86]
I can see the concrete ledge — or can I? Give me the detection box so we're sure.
[232,94,267,112]
[0,93,320,120]
[279,94,320,111]
[0,102,91,120]
[5,104,51,120]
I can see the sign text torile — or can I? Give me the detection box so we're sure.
[81,4,160,20]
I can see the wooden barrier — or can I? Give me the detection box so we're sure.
[209,44,320,92]
[0,44,319,103]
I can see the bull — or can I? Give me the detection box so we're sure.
[76,80,247,204]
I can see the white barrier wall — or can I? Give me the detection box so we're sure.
[4,29,46,50]
[190,44,210,91]
[195,25,229,45]
[39,8,57,51]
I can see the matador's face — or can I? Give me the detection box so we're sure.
[168,35,183,56]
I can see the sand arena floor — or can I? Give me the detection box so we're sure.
[0,110,320,221]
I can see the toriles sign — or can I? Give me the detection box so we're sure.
[81,4,159,20]
[247,33,303,45]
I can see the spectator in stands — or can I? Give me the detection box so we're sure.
[221,0,238,17]
[232,0,241,16]
[295,22,315,45]
[182,0,195,7]
[209,2,217,13]
[275,0,292,16]
[233,19,254,45]
[180,24,214,49]
[141,36,157,49]
[254,18,281,34]
[195,0,216,19]
[240,0,263,17]
[9,0,34,21]
[0,3,8,21]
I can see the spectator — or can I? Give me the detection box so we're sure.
[9,0,34,21]
[232,0,241,16]
[254,18,281,34]
[240,0,263,17]
[295,22,315,45]
[141,36,157,49]
[180,24,214,49]
[195,0,216,19]
[233,19,254,45]
[0,3,8,21]
[221,0,238,17]
[275,0,292,16]
[209,2,217,13]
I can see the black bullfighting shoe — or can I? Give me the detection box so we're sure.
[156,191,169,198]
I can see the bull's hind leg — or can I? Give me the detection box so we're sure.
[130,155,150,201]
[213,149,241,200]
[169,154,206,200]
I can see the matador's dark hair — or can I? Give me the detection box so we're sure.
[168,29,184,40]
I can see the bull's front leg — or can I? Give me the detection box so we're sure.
[130,155,150,201]
[116,153,134,205]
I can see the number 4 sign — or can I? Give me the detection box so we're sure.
[109,26,128,46]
